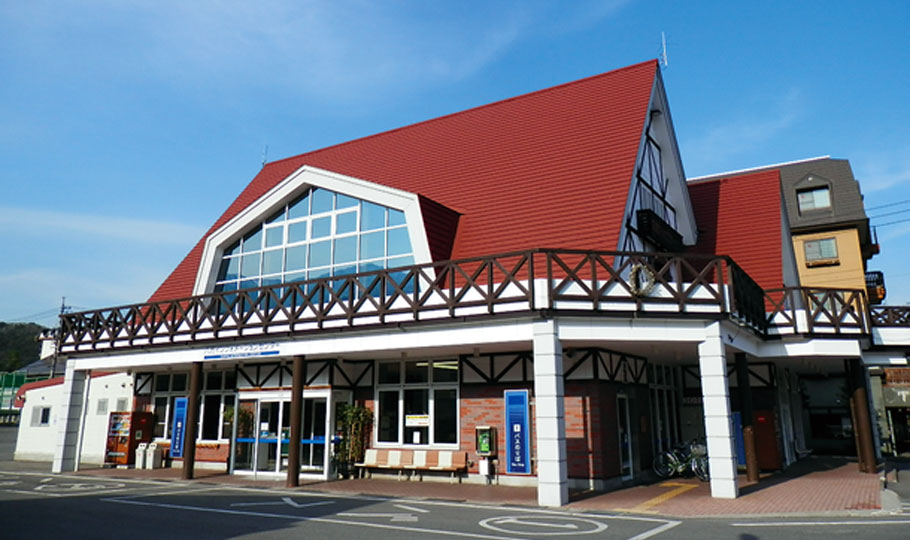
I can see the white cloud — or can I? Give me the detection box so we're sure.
[0,1,629,103]
[853,151,910,192]
[0,206,205,246]
[682,88,803,175]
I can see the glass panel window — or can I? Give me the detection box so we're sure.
[333,236,357,264]
[213,187,414,294]
[265,226,284,247]
[288,222,307,244]
[262,249,283,275]
[387,228,411,256]
[286,245,308,271]
[434,389,457,444]
[361,202,386,231]
[309,240,331,268]
[805,238,838,262]
[378,362,401,384]
[404,388,429,445]
[336,211,357,235]
[311,188,334,214]
[433,360,459,383]
[242,229,262,252]
[312,216,332,239]
[154,374,170,392]
[171,374,188,392]
[360,231,384,260]
[288,192,310,219]
[405,361,429,384]
[206,371,223,391]
[797,186,831,212]
[240,253,261,279]
[389,209,406,226]
[378,391,399,443]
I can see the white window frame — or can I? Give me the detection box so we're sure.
[151,370,236,443]
[374,359,460,448]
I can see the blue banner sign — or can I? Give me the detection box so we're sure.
[170,397,188,458]
[504,389,531,474]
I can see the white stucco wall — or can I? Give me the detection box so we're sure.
[15,372,133,464]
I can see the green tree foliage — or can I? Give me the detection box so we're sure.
[0,322,47,372]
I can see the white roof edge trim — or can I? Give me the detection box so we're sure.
[193,164,433,296]
[687,155,833,183]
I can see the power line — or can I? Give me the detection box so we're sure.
[865,198,910,212]
[874,217,910,228]
[8,307,61,323]
[869,207,910,220]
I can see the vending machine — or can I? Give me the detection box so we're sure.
[105,411,155,467]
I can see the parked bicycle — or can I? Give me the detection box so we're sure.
[652,439,709,481]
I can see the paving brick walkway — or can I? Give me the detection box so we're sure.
[72,456,882,518]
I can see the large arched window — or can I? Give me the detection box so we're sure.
[213,187,414,294]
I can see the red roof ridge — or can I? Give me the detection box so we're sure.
[262,59,660,172]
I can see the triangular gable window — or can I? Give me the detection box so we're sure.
[213,186,414,294]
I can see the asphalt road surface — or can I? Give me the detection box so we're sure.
[3,470,910,540]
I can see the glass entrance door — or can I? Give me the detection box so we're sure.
[618,394,633,480]
[231,394,329,477]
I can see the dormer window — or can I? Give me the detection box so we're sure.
[797,185,831,213]
[213,187,413,294]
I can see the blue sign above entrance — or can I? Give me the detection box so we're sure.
[170,397,188,458]
[504,389,531,475]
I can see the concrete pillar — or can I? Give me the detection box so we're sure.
[182,362,202,480]
[698,322,738,498]
[287,357,304,487]
[533,320,568,507]
[735,352,759,483]
[52,364,88,473]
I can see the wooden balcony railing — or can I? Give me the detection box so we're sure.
[870,305,910,327]
[56,249,876,354]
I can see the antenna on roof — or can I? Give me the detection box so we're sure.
[261,144,269,168]
[659,32,669,69]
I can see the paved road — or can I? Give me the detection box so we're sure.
[3,470,910,540]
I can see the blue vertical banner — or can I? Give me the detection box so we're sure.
[170,397,188,458]
[504,389,531,474]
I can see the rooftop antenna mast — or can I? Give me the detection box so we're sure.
[660,32,669,69]
[261,144,269,168]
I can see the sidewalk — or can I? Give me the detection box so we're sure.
[71,455,886,518]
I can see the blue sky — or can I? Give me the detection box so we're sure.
[2,0,909,324]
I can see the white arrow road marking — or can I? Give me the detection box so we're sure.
[0,480,21,486]
[229,498,333,509]
[337,512,419,523]
[498,517,578,530]
[393,504,429,513]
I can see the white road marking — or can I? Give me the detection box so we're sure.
[229,498,333,509]
[394,503,430,513]
[480,515,607,536]
[626,520,681,540]
[102,497,508,539]
[337,512,419,523]
[731,520,910,527]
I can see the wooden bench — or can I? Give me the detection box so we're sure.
[355,449,468,482]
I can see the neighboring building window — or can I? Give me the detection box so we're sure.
[804,238,838,264]
[375,359,459,446]
[797,186,831,213]
[31,406,51,427]
[96,398,108,416]
[151,370,236,441]
[116,398,129,412]
[214,187,414,295]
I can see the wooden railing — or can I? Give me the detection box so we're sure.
[57,249,876,354]
[870,306,910,327]
[764,287,869,335]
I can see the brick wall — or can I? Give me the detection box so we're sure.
[460,383,534,475]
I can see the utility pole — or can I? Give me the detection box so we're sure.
[49,297,71,378]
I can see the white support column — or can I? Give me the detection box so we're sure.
[698,322,738,498]
[52,364,88,473]
[533,319,568,507]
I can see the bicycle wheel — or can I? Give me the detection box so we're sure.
[691,456,709,482]
[653,452,676,478]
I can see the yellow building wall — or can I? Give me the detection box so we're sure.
[792,228,866,290]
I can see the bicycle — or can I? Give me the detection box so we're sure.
[652,439,709,481]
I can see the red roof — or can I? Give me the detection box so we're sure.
[688,170,785,290]
[151,60,659,302]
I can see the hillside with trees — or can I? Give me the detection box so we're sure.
[0,322,46,372]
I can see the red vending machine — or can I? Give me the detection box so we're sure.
[105,411,155,466]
